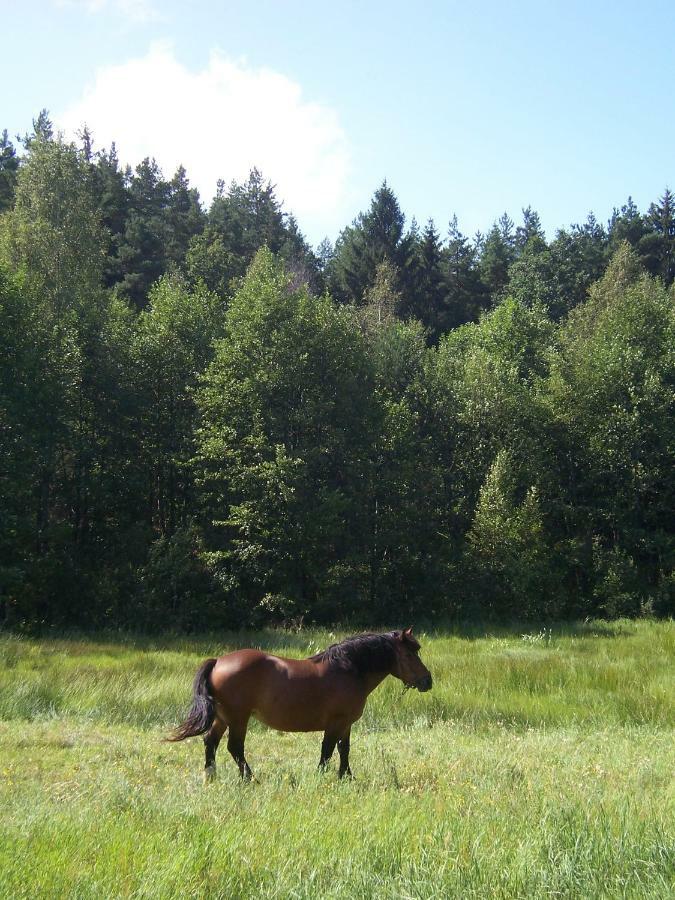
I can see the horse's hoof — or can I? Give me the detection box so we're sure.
[204,766,216,783]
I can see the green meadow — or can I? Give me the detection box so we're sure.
[0,620,673,898]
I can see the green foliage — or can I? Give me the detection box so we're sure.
[608,197,649,259]
[116,157,170,307]
[468,451,557,618]
[506,239,569,318]
[186,169,317,298]
[407,218,446,339]
[443,214,488,328]
[164,165,206,269]
[328,181,414,306]
[0,265,81,624]
[0,130,109,624]
[0,112,673,626]
[545,244,674,615]
[479,213,516,298]
[640,188,675,285]
[0,129,19,213]
[357,258,402,329]
[195,249,377,620]
[0,131,105,321]
[133,274,225,535]
[135,523,226,631]
[431,297,555,525]
[515,205,545,250]
[366,319,447,618]
[547,214,609,311]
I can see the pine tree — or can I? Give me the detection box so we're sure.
[444,215,488,329]
[0,130,20,213]
[409,219,446,339]
[329,182,414,306]
[640,188,675,284]
[164,165,205,270]
[21,109,53,147]
[187,168,315,297]
[479,213,516,300]
[548,213,608,311]
[117,157,170,307]
[89,142,130,289]
[515,206,545,252]
[608,197,647,255]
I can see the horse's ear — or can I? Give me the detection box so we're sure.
[403,627,414,639]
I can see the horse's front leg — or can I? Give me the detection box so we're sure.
[317,731,338,771]
[338,729,352,779]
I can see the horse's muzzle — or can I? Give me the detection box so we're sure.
[416,674,433,692]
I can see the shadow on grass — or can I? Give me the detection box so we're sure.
[1,618,641,658]
[405,619,638,642]
[0,627,328,656]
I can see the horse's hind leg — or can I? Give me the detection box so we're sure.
[204,718,227,782]
[227,718,253,781]
[318,731,338,771]
[338,729,352,779]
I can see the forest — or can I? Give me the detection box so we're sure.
[0,113,673,629]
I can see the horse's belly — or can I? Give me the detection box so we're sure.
[251,704,326,732]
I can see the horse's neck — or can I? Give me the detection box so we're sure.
[361,669,392,696]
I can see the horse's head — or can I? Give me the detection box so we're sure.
[392,628,432,692]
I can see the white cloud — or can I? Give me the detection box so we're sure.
[54,0,160,24]
[57,44,351,241]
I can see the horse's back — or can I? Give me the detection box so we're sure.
[210,648,275,693]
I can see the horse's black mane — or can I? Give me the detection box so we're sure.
[310,631,398,675]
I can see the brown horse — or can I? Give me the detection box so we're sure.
[168,628,432,780]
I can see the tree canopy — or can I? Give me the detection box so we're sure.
[0,117,672,628]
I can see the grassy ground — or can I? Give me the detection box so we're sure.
[0,620,673,898]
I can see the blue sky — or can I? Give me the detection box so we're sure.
[4,1,675,246]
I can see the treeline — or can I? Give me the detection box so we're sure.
[0,114,673,629]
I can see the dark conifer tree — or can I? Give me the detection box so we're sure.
[88,142,130,288]
[187,168,316,296]
[548,213,608,311]
[640,189,675,285]
[329,181,413,306]
[0,130,20,213]
[164,165,206,270]
[21,109,53,147]
[515,206,545,252]
[117,157,170,307]
[479,213,516,299]
[608,197,647,255]
[409,218,446,340]
[444,215,489,328]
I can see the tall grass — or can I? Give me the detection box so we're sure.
[1,619,672,729]
[0,620,673,898]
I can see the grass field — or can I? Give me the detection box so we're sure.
[0,620,673,898]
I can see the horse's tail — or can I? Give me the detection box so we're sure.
[166,657,218,742]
